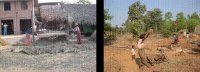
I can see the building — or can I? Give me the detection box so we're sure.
[0,0,38,35]
[39,3,96,36]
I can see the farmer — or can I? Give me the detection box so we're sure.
[183,31,187,37]
[137,34,151,68]
[186,32,189,39]
[172,34,179,45]
[186,32,189,43]
[172,34,176,44]
[3,23,8,35]
[25,27,34,46]
[72,23,82,44]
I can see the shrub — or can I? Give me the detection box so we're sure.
[160,29,172,38]
[104,31,117,40]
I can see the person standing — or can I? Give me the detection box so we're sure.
[3,23,8,35]
[172,34,177,44]
[186,32,189,43]
[25,27,32,46]
[136,33,152,68]
[72,23,82,44]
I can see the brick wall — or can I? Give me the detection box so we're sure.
[0,0,33,35]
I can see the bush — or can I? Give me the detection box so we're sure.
[104,31,117,40]
[160,29,172,38]
[108,31,117,40]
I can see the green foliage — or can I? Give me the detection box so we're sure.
[160,29,172,38]
[186,12,200,32]
[160,12,176,33]
[108,32,117,40]
[104,9,112,21]
[163,21,170,30]
[176,12,186,31]
[190,12,200,20]
[188,19,200,32]
[159,11,176,37]
[144,8,163,31]
[125,1,146,34]
[104,23,113,31]
[125,20,144,34]
[128,1,146,21]
[160,21,174,38]
[165,12,173,21]
[104,31,117,40]
[104,9,114,31]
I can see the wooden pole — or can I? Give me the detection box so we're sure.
[32,0,35,45]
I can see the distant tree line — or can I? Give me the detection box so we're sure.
[123,1,200,37]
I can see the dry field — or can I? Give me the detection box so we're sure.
[104,33,200,72]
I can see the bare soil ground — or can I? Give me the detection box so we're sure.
[0,37,96,72]
[104,33,200,72]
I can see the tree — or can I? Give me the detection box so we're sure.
[77,0,91,4]
[176,12,186,31]
[125,1,146,33]
[160,12,175,32]
[128,1,146,21]
[190,12,200,20]
[104,9,112,22]
[144,8,163,31]
[188,19,200,32]
[104,9,113,31]
[164,12,173,21]
[187,12,200,32]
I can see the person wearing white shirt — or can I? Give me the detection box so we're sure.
[137,33,151,68]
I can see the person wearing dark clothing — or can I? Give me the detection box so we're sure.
[26,27,33,34]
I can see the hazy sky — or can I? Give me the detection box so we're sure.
[38,0,96,4]
[104,0,200,27]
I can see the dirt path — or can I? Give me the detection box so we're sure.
[104,34,138,72]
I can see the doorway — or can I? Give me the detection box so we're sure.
[20,19,32,34]
[1,20,14,35]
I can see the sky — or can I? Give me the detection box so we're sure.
[104,0,200,27]
[38,0,96,4]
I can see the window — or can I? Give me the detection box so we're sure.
[21,1,28,10]
[4,2,11,11]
